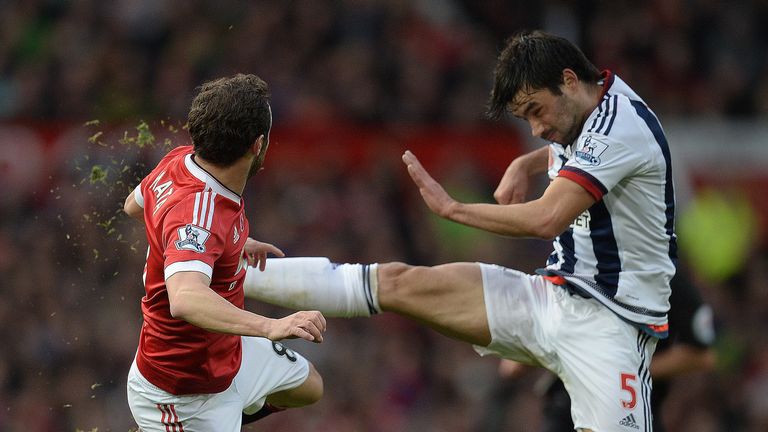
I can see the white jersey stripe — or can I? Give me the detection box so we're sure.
[192,192,200,225]
[205,192,217,230]
[198,192,209,228]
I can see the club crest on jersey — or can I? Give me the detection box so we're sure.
[175,224,211,253]
[574,135,608,166]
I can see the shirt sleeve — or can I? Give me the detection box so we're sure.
[133,183,144,208]
[558,133,645,201]
[161,193,224,281]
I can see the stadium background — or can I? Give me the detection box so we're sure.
[1,1,767,430]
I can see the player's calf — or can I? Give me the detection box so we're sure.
[244,257,381,317]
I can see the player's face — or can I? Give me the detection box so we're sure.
[510,87,583,146]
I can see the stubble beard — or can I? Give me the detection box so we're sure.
[247,141,270,179]
[557,96,585,146]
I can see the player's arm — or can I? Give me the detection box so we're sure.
[123,189,144,222]
[494,146,549,204]
[650,345,716,380]
[166,270,326,342]
[403,150,594,239]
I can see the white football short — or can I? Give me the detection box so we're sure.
[127,336,309,432]
[475,264,657,431]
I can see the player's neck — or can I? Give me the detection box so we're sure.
[578,82,605,126]
[194,155,249,196]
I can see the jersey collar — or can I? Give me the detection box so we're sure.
[184,154,241,204]
[597,69,615,99]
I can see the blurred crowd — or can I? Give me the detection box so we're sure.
[2,0,768,124]
[0,125,766,431]
[2,0,768,431]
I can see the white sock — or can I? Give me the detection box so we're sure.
[243,257,380,317]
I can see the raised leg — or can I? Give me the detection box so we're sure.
[377,262,491,346]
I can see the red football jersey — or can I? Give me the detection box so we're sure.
[132,145,249,395]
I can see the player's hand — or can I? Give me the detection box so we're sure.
[268,310,327,343]
[243,238,285,271]
[494,158,531,204]
[402,150,457,218]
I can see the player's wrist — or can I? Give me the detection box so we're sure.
[254,316,278,339]
[443,199,462,221]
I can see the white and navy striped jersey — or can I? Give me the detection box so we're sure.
[540,71,677,337]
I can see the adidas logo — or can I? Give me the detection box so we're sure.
[619,413,639,429]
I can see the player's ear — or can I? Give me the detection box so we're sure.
[562,68,578,89]
[253,135,264,155]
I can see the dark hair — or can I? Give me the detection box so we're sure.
[187,73,272,166]
[488,30,601,120]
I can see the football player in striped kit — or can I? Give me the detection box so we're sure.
[244,31,677,431]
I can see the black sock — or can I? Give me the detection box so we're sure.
[242,403,285,424]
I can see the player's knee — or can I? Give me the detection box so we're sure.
[300,364,324,405]
[292,363,324,407]
[378,262,425,306]
[266,363,323,408]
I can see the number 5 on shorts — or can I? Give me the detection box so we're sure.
[620,373,637,409]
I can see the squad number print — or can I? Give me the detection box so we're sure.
[272,341,298,362]
[620,373,637,409]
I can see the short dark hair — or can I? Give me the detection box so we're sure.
[488,30,601,120]
[188,74,272,166]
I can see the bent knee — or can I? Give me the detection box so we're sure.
[302,365,324,403]
[267,363,323,408]
[294,364,324,406]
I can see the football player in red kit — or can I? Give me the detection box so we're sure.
[123,74,326,431]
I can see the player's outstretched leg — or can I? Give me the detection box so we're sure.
[244,258,491,346]
[244,258,381,317]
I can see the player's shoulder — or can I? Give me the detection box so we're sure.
[584,75,659,140]
[156,145,194,168]
[170,187,240,227]
[165,145,194,158]
[584,94,647,140]
[580,95,665,167]
[145,145,193,179]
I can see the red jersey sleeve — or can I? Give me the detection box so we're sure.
[161,191,226,281]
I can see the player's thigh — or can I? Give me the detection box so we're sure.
[377,261,489,345]
[235,336,312,414]
[555,301,657,431]
[127,361,242,431]
[471,265,562,365]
